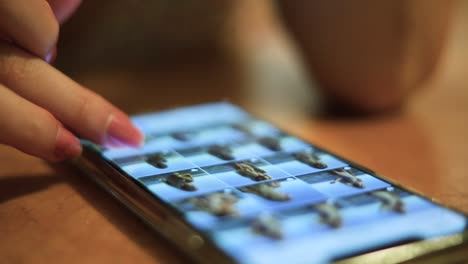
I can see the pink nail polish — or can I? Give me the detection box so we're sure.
[105,113,144,147]
[54,127,82,161]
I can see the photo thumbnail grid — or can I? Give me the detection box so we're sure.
[101,118,416,237]
[94,103,467,264]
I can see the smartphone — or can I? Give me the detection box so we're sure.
[75,102,468,264]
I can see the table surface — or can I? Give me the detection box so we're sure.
[1,3,467,264]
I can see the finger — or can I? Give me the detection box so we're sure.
[0,84,81,161]
[0,42,144,147]
[47,0,82,24]
[0,0,59,60]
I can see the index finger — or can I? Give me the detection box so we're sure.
[0,42,143,147]
[0,0,59,60]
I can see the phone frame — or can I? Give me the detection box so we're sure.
[72,105,468,264]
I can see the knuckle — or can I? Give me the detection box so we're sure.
[13,108,59,159]
[73,92,97,135]
[25,108,57,142]
[73,90,111,141]
[0,45,35,83]
[76,93,94,120]
[36,1,60,58]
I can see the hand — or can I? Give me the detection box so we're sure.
[0,0,143,161]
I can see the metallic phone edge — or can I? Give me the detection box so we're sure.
[70,102,468,264]
[72,146,468,264]
[71,148,236,264]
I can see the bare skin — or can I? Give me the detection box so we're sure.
[0,0,143,161]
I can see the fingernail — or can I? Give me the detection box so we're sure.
[45,47,57,64]
[105,113,144,147]
[54,127,82,161]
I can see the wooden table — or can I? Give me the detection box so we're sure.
[1,2,467,263]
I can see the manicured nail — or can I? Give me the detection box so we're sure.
[105,113,144,147]
[54,127,82,161]
[45,47,57,64]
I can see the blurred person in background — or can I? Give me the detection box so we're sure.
[0,1,453,161]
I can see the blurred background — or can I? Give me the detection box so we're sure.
[54,1,467,118]
[54,0,322,117]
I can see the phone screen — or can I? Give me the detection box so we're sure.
[94,103,466,264]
